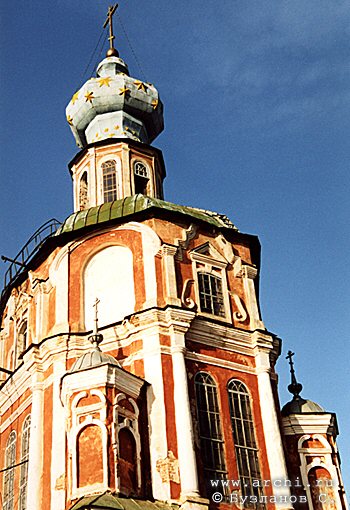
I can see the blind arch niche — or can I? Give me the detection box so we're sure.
[84,246,135,330]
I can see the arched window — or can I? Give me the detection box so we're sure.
[79,171,88,210]
[17,320,28,358]
[198,272,225,317]
[227,380,264,508]
[194,372,227,496]
[102,160,118,202]
[19,415,31,510]
[118,428,137,495]
[3,431,16,510]
[133,161,149,195]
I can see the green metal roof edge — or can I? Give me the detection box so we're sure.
[55,195,238,236]
[69,493,180,510]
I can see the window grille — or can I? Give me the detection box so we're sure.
[19,415,31,510]
[133,161,149,195]
[102,160,118,202]
[3,431,16,510]
[198,272,225,317]
[228,380,265,509]
[134,161,148,178]
[194,372,227,497]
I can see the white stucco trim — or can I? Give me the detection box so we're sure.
[255,350,293,509]
[26,375,44,509]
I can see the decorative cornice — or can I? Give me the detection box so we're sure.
[282,413,338,437]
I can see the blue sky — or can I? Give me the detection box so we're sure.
[1,0,349,488]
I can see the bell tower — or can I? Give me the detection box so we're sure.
[66,4,165,212]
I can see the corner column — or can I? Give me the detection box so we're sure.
[255,348,293,510]
[27,372,44,508]
[169,310,209,510]
[171,345,199,496]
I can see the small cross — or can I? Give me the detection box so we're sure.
[286,350,303,398]
[93,297,100,335]
[286,350,295,371]
[103,4,119,51]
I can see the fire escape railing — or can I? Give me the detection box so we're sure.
[1,218,61,296]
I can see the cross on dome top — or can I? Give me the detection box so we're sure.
[286,350,303,399]
[88,297,104,349]
[103,4,119,57]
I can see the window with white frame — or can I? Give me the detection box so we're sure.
[198,272,225,317]
[19,415,31,510]
[133,161,149,195]
[194,372,227,498]
[102,160,118,202]
[3,431,16,510]
[190,243,230,320]
[227,380,264,509]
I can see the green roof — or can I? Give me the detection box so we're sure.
[69,493,179,510]
[55,195,238,236]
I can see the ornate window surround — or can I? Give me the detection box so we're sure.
[297,434,343,510]
[190,242,231,321]
[68,389,109,499]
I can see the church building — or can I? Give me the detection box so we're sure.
[0,6,348,510]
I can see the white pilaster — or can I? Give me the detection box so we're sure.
[50,359,67,510]
[27,373,44,509]
[50,248,70,333]
[255,350,293,509]
[242,265,264,330]
[142,330,170,501]
[161,244,181,306]
[171,344,200,497]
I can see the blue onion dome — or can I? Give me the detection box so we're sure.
[66,54,164,148]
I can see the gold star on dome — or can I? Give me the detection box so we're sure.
[71,91,79,105]
[85,91,95,103]
[66,115,73,126]
[134,80,147,92]
[114,125,120,130]
[119,86,130,96]
[98,76,112,87]
[151,99,159,110]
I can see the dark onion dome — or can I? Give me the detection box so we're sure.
[282,349,325,416]
[281,396,325,416]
